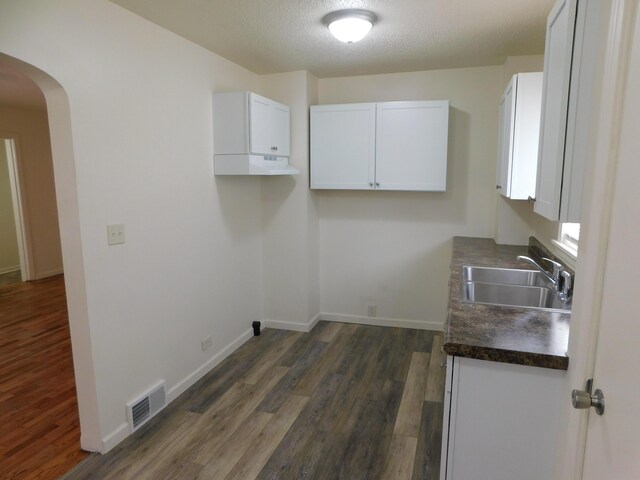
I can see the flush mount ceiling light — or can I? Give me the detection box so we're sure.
[323,9,377,43]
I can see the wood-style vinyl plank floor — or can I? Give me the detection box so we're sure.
[0,273,87,480]
[62,321,445,480]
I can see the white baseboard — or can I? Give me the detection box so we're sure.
[99,326,254,453]
[167,327,254,403]
[101,422,129,453]
[34,267,63,280]
[0,265,20,275]
[319,312,443,331]
[263,313,321,333]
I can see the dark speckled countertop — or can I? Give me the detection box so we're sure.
[444,237,570,370]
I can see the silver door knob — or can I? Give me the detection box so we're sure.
[271,146,278,151]
[572,388,605,415]
[369,182,373,187]
[375,182,380,187]
[496,184,502,190]
[527,196,536,203]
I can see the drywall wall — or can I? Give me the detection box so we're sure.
[0,0,263,451]
[317,66,503,327]
[0,141,19,273]
[0,105,62,278]
[260,71,320,330]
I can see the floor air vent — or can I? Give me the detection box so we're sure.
[126,381,166,432]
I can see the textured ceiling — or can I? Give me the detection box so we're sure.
[0,63,45,110]
[110,0,555,78]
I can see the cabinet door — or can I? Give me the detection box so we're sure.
[446,357,564,480]
[535,0,578,220]
[559,0,602,222]
[310,104,376,189]
[496,77,517,197]
[375,101,449,191]
[249,93,290,156]
[510,73,543,200]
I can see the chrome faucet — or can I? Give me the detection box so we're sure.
[516,255,563,287]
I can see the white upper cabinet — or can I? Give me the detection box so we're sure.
[535,0,602,221]
[375,101,449,191]
[496,73,543,200]
[310,100,449,191]
[213,92,296,175]
[248,93,290,157]
[310,103,376,190]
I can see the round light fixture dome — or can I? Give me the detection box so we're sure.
[323,9,377,43]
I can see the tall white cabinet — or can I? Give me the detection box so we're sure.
[310,100,449,191]
[534,0,603,221]
[496,73,543,200]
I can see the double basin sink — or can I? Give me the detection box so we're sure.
[460,265,571,312]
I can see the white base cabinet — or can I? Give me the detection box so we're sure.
[310,100,449,191]
[440,356,564,480]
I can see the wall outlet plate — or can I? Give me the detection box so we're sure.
[107,224,125,245]
[367,304,377,317]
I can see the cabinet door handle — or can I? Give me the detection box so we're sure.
[527,196,536,203]
[496,184,502,190]
[375,182,380,187]
[369,182,373,187]
[271,146,278,151]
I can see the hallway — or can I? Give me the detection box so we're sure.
[0,273,87,479]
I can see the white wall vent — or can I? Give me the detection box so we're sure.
[126,380,166,432]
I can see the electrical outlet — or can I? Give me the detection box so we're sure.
[201,336,212,351]
[367,304,377,318]
[107,224,125,245]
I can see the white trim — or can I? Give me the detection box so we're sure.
[263,313,321,333]
[166,327,254,403]
[319,312,444,331]
[33,267,64,280]
[99,326,254,453]
[0,265,20,275]
[2,138,33,281]
[101,422,129,453]
[551,238,578,260]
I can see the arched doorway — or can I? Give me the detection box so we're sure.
[0,53,101,474]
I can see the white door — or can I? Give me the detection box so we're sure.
[579,3,640,477]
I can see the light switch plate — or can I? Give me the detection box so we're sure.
[107,224,125,246]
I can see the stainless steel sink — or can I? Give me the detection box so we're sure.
[460,265,571,312]
[461,265,549,287]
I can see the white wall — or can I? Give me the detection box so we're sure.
[0,0,264,451]
[0,140,19,272]
[0,105,62,278]
[260,71,320,330]
[317,66,503,327]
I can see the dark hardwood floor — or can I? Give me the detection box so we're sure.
[0,273,87,480]
[62,321,445,480]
